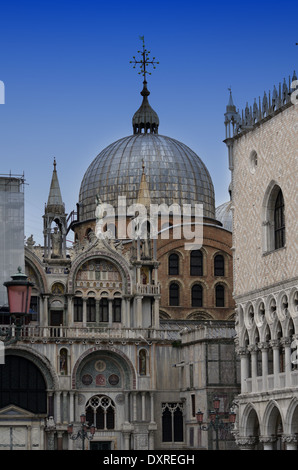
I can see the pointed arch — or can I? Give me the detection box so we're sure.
[262,182,286,252]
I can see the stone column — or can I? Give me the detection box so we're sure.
[237,347,249,393]
[57,431,63,450]
[67,296,73,327]
[270,340,280,389]
[153,296,160,329]
[132,392,137,421]
[150,392,155,423]
[69,391,75,423]
[108,299,113,325]
[136,296,143,327]
[62,392,68,424]
[82,298,87,326]
[124,391,130,423]
[55,391,62,424]
[258,342,269,391]
[281,337,292,387]
[248,345,258,391]
[43,295,49,333]
[141,392,146,421]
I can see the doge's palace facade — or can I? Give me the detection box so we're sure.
[224,78,298,449]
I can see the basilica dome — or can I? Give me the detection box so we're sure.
[78,81,216,223]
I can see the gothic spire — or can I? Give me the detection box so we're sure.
[46,158,65,214]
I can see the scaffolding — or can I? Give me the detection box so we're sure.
[0,174,25,308]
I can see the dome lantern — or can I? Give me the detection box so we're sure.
[130,36,159,134]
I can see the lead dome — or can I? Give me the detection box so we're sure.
[78,77,216,223]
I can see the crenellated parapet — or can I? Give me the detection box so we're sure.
[224,71,298,138]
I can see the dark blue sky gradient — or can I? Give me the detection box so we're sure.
[0,0,297,243]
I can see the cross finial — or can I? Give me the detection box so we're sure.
[130,36,159,82]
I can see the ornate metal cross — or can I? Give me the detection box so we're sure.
[130,36,159,80]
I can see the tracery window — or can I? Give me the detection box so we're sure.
[85,395,115,430]
[162,403,184,442]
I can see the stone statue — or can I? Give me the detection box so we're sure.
[51,227,62,258]
[95,195,104,221]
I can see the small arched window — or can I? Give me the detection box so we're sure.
[169,283,179,306]
[192,284,203,307]
[215,284,225,307]
[214,254,225,277]
[168,253,179,275]
[274,189,285,249]
[190,250,203,276]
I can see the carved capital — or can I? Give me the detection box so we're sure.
[235,436,258,449]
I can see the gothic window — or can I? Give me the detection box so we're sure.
[0,355,47,413]
[86,395,115,430]
[274,189,285,249]
[192,284,203,307]
[215,284,225,307]
[214,254,225,277]
[74,297,83,322]
[87,298,96,322]
[169,283,179,306]
[99,298,109,322]
[263,183,286,252]
[162,403,184,442]
[190,250,203,276]
[112,298,121,322]
[168,253,179,275]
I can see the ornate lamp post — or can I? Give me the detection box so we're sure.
[67,414,95,450]
[196,396,236,450]
[1,267,34,344]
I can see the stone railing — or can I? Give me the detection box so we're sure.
[0,324,180,342]
[135,283,160,295]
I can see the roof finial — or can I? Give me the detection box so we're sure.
[130,37,160,134]
[53,157,57,171]
[130,36,159,83]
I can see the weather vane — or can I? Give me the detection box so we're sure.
[130,36,159,81]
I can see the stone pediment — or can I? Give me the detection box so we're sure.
[0,404,36,420]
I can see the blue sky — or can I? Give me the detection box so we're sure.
[0,0,297,245]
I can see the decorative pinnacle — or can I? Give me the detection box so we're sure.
[130,36,159,81]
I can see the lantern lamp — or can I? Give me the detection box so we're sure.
[4,267,34,321]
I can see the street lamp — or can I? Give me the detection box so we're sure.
[1,267,34,344]
[67,413,96,450]
[196,396,236,450]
